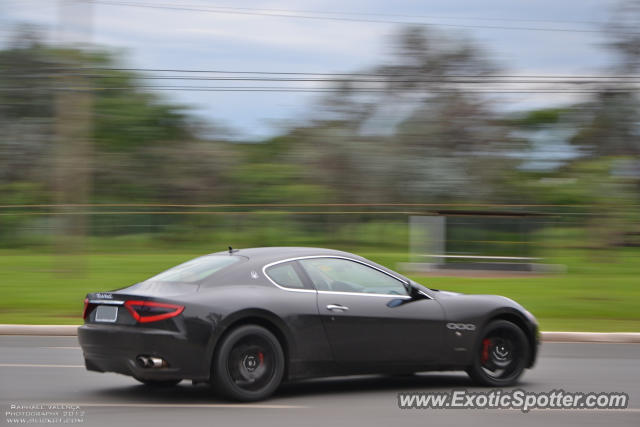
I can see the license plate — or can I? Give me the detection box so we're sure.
[95,305,118,323]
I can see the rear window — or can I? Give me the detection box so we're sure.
[146,255,240,284]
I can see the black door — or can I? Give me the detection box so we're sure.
[297,257,444,365]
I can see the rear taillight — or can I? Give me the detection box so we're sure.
[82,298,91,319]
[124,300,184,323]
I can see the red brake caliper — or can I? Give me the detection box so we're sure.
[258,352,264,364]
[481,339,490,364]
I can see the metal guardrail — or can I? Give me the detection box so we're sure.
[420,254,542,261]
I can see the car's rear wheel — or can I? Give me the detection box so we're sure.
[466,319,529,386]
[212,325,284,401]
[134,377,182,387]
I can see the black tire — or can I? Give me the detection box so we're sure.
[212,325,285,401]
[134,377,182,387]
[466,320,529,387]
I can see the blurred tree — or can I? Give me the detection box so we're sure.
[569,0,640,157]
[570,92,639,157]
[0,31,235,246]
[500,0,640,250]
[2,19,639,250]
[280,27,518,204]
[0,32,233,203]
[607,0,640,74]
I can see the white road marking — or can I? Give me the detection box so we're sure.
[42,346,81,349]
[41,402,306,409]
[0,363,84,368]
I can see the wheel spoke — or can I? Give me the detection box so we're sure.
[227,335,276,392]
[480,328,520,380]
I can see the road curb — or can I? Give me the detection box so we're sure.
[541,331,640,343]
[1,325,640,343]
[0,325,79,336]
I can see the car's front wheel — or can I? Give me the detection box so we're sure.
[212,325,285,401]
[466,319,529,386]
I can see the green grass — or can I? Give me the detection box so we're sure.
[407,276,640,332]
[1,245,639,331]
[405,247,640,332]
[0,253,200,324]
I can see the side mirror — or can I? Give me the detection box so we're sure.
[401,280,412,296]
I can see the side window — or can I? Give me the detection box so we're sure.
[298,258,408,296]
[266,261,306,290]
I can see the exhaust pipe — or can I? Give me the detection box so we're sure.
[149,357,166,368]
[136,355,167,369]
[136,356,150,368]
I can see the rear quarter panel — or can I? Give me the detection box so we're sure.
[176,283,332,380]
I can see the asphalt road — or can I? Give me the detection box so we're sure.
[1,336,638,427]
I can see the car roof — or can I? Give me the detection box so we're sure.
[205,246,413,285]
[210,246,360,264]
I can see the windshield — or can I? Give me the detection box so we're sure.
[146,255,240,284]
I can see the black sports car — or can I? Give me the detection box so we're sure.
[78,247,539,401]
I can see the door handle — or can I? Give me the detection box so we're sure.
[326,304,349,312]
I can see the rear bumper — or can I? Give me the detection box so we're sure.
[78,323,210,381]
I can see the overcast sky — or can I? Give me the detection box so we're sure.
[1,0,623,139]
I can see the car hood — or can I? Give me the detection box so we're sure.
[429,289,462,298]
[430,290,538,326]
